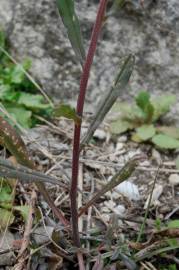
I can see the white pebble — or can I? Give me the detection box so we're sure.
[169,174,179,186]
[118,136,127,142]
[93,129,106,140]
[113,205,126,216]
[115,181,140,201]
[116,142,124,151]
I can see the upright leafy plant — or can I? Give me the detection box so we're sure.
[56,0,135,249]
[0,1,136,269]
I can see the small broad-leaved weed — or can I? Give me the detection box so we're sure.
[0,30,52,128]
[110,91,179,149]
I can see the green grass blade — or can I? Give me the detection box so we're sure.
[81,54,135,147]
[56,0,85,65]
[78,156,140,217]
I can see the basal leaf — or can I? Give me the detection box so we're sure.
[56,0,85,65]
[17,93,51,110]
[10,64,25,84]
[157,126,179,139]
[144,102,154,123]
[167,220,179,229]
[4,104,32,128]
[152,95,176,121]
[0,208,14,231]
[0,85,19,102]
[111,101,132,114]
[136,124,156,141]
[54,104,81,124]
[135,91,150,111]
[152,134,179,149]
[135,91,154,123]
[131,133,143,143]
[110,119,133,134]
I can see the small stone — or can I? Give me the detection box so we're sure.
[0,231,15,266]
[116,142,124,151]
[101,207,111,213]
[118,136,127,143]
[104,200,116,209]
[140,160,150,167]
[169,174,179,186]
[93,129,106,140]
[101,214,110,223]
[159,205,171,214]
[113,205,126,216]
[33,226,54,245]
[115,181,141,201]
[152,149,161,164]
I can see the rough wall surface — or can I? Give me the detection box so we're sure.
[0,0,179,110]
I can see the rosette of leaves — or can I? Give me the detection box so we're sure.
[110,91,179,149]
[0,30,52,128]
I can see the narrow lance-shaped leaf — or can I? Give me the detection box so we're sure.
[78,155,142,217]
[0,115,70,226]
[80,54,135,147]
[54,103,81,124]
[0,158,69,189]
[56,0,85,65]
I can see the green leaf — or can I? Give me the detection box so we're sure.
[131,132,142,143]
[17,93,51,110]
[54,103,81,124]
[167,220,179,229]
[136,124,156,141]
[10,64,25,84]
[135,91,150,111]
[131,133,143,143]
[0,184,13,205]
[81,55,135,146]
[152,134,179,149]
[4,104,32,128]
[135,91,154,123]
[0,208,14,231]
[152,95,176,121]
[157,126,179,139]
[111,101,132,114]
[0,84,19,102]
[110,119,133,134]
[56,0,85,65]
[14,205,30,222]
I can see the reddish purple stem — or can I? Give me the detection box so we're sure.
[70,0,108,247]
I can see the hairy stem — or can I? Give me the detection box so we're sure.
[70,0,108,247]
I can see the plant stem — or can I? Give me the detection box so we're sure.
[70,0,108,247]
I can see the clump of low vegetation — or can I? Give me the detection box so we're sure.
[110,91,179,149]
[0,30,52,128]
